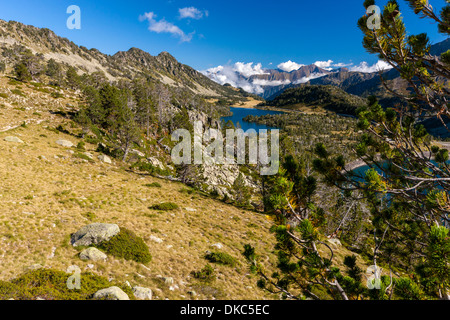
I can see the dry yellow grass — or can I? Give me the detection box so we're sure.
[231,97,263,109]
[0,75,370,300]
[0,121,284,299]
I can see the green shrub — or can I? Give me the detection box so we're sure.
[73,152,93,162]
[192,264,216,283]
[0,93,8,99]
[51,92,64,99]
[11,89,25,97]
[76,141,86,151]
[82,212,96,221]
[205,251,237,267]
[0,268,134,300]
[179,187,195,195]
[149,202,179,211]
[144,182,162,188]
[56,125,70,134]
[95,228,152,264]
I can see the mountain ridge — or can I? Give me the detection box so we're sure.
[0,19,246,101]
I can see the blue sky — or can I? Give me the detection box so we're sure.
[0,0,447,71]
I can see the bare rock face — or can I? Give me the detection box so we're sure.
[71,223,120,247]
[93,286,129,300]
[147,157,165,170]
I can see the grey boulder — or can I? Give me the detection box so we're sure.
[132,286,152,300]
[4,136,24,143]
[71,223,120,247]
[56,140,74,148]
[79,247,107,261]
[93,286,129,300]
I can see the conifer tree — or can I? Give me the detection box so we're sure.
[312,0,450,299]
[245,0,450,300]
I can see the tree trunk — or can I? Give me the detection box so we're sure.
[122,144,130,162]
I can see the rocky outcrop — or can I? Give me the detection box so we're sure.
[71,223,120,247]
[198,163,259,199]
[147,157,165,170]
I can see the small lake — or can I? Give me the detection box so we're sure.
[221,107,284,131]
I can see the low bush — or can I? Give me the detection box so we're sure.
[144,182,162,188]
[205,251,237,267]
[192,264,216,283]
[73,152,93,162]
[11,89,25,97]
[95,228,152,264]
[149,202,179,211]
[0,268,134,300]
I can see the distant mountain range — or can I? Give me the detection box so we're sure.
[204,38,450,106]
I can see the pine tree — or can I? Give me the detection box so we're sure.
[14,62,31,82]
[311,0,450,300]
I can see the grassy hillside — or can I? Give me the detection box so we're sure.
[0,74,371,300]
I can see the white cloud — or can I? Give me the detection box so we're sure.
[314,60,334,69]
[349,60,393,73]
[140,12,194,42]
[293,73,328,84]
[202,61,331,94]
[179,7,208,19]
[277,60,305,72]
[201,62,269,94]
[233,62,268,78]
[252,79,292,86]
[332,62,353,68]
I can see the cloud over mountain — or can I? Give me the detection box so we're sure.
[314,60,334,70]
[202,57,395,98]
[201,63,267,94]
[349,60,393,73]
[277,60,305,72]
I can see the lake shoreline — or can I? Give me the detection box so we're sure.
[222,106,285,131]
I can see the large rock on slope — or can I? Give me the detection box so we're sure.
[132,286,152,300]
[98,154,112,164]
[71,223,120,247]
[79,247,108,261]
[56,139,74,148]
[4,136,24,143]
[93,286,129,300]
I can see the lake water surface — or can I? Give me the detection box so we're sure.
[221,107,284,131]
